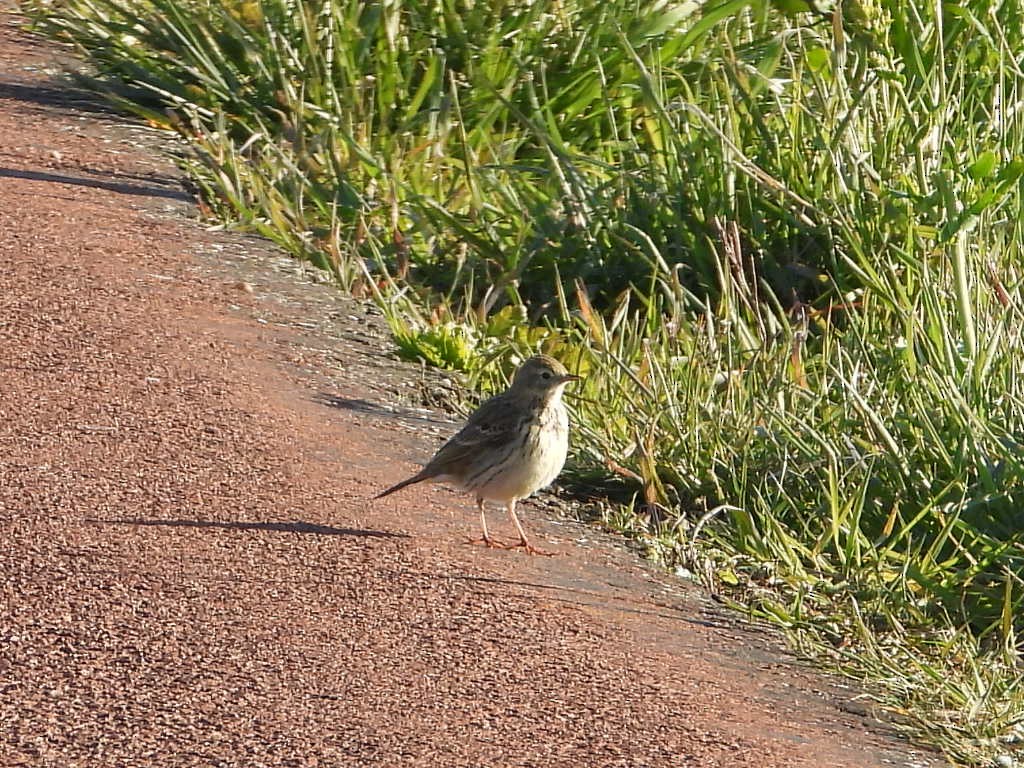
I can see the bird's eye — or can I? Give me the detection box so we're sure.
[541,371,552,379]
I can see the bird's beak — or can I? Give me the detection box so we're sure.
[560,373,582,383]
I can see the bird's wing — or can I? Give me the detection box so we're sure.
[423,393,525,474]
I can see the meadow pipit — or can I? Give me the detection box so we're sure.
[376,354,580,555]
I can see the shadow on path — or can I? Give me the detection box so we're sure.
[87,517,409,538]
[0,167,190,200]
[0,79,124,117]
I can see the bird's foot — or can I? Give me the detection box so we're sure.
[501,538,558,557]
[465,535,506,549]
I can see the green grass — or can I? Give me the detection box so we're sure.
[27,0,1024,762]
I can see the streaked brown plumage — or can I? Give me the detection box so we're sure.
[376,354,580,555]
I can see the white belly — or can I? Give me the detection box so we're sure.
[470,403,569,502]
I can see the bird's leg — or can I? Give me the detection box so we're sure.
[502,500,556,556]
[465,497,504,548]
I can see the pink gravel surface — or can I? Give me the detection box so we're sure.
[0,10,945,768]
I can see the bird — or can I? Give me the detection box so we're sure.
[376,354,580,555]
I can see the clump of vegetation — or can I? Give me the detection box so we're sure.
[30,0,1024,761]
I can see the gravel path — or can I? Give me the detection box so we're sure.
[0,11,943,768]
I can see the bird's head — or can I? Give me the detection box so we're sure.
[511,355,581,400]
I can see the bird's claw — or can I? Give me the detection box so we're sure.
[465,535,506,549]
[501,539,558,557]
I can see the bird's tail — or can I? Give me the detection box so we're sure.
[375,472,428,499]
